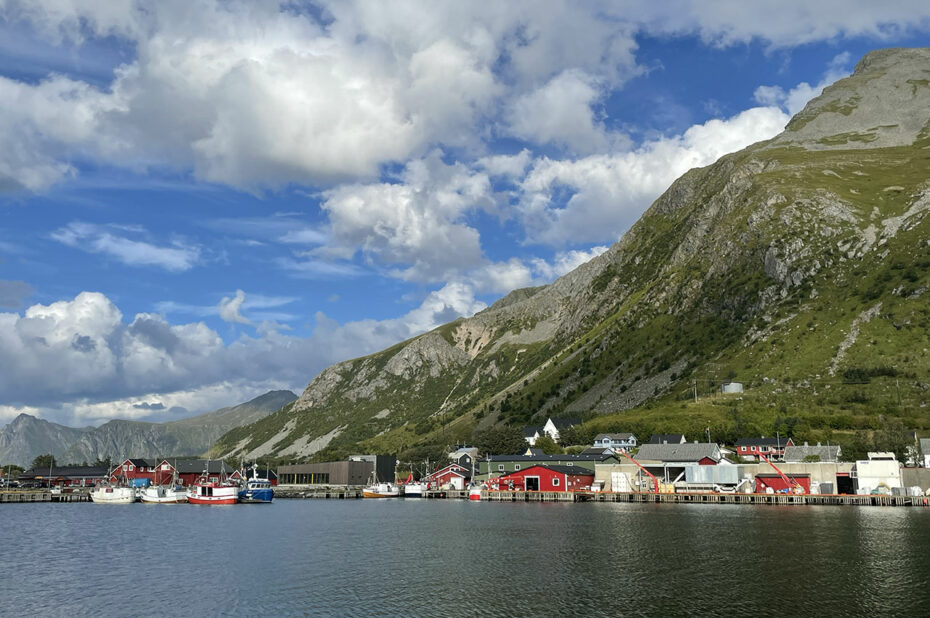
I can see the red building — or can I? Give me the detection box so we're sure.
[735,437,794,461]
[426,463,471,490]
[754,473,811,494]
[490,464,594,492]
[109,459,243,486]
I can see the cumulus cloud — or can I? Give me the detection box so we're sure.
[0,287,491,424]
[515,105,791,246]
[318,152,493,282]
[51,222,200,271]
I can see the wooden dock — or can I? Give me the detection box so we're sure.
[1,490,91,503]
[468,490,930,507]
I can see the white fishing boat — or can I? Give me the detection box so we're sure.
[90,483,135,504]
[140,485,187,504]
[363,482,399,498]
[402,482,426,497]
[188,463,239,505]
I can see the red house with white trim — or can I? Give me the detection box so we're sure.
[426,463,471,490]
[489,464,594,492]
[735,437,794,461]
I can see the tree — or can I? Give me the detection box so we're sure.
[31,454,56,469]
[93,456,113,470]
[472,426,527,456]
[532,434,563,455]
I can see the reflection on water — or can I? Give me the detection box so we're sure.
[2,500,929,617]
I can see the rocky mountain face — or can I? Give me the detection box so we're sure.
[0,390,296,466]
[0,414,92,467]
[212,48,930,461]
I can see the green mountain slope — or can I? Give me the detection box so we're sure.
[211,48,930,463]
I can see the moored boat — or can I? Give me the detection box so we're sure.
[90,484,135,504]
[238,464,273,503]
[188,480,238,505]
[363,482,400,498]
[402,481,427,497]
[468,484,484,501]
[140,485,188,504]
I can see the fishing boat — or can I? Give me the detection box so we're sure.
[187,463,239,505]
[90,483,135,504]
[140,485,188,503]
[468,484,484,501]
[238,464,273,503]
[363,470,399,498]
[400,472,427,497]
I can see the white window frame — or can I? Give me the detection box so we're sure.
[514,464,521,471]
[498,464,504,471]
[552,477,560,487]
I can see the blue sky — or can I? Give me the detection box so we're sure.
[1,1,929,426]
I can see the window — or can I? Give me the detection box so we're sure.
[128,465,134,471]
[552,477,560,486]
[514,464,521,471]
[498,465,504,471]
[567,462,573,466]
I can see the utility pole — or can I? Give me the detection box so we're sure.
[692,379,697,403]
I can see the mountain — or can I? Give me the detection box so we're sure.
[0,390,297,466]
[0,414,92,467]
[211,48,930,462]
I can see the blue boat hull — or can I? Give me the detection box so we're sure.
[238,488,274,503]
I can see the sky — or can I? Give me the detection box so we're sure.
[1,1,929,427]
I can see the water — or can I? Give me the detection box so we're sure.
[3,500,930,617]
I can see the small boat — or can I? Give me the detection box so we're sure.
[363,481,400,498]
[90,484,135,504]
[238,464,273,504]
[187,463,239,505]
[468,484,484,501]
[402,482,427,497]
[140,485,188,504]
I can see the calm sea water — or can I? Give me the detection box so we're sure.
[3,499,930,617]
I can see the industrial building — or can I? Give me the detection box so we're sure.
[277,455,396,486]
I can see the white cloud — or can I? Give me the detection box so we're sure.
[506,70,611,154]
[318,152,493,282]
[516,105,790,245]
[0,280,35,309]
[0,287,490,424]
[51,222,200,271]
[530,247,610,280]
[218,290,251,325]
[477,149,533,179]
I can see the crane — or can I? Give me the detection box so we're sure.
[616,449,660,493]
[758,453,805,494]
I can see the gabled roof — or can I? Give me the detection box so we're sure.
[172,460,239,475]
[547,418,580,429]
[523,426,543,437]
[649,434,685,444]
[735,437,793,447]
[783,445,841,463]
[634,443,721,463]
[595,433,635,441]
[122,458,161,468]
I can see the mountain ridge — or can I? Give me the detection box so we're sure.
[211,47,930,463]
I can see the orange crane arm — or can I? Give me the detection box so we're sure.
[617,449,660,494]
[759,453,805,494]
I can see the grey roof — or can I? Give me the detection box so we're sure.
[548,418,580,429]
[649,434,685,444]
[783,445,842,463]
[522,426,543,437]
[595,433,635,440]
[634,443,721,463]
[581,447,615,456]
[20,466,109,479]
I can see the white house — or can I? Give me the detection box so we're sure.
[542,417,580,442]
[853,452,902,494]
[592,433,638,452]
